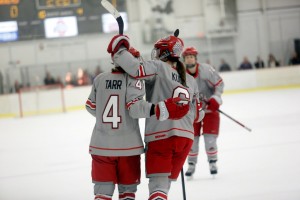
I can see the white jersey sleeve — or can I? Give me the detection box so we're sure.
[126,77,152,119]
[113,47,161,81]
[196,63,224,105]
[86,81,97,117]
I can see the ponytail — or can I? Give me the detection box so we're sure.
[112,66,125,73]
[169,56,187,87]
[176,60,187,87]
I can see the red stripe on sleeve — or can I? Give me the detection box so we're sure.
[138,65,145,77]
[126,98,139,110]
[86,99,96,109]
[208,79,223,87]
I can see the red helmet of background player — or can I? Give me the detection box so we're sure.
[151,35,184,61]
[182,47,198,57]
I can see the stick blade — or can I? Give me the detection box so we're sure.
[101,0,120,18]
[101,0,124,34]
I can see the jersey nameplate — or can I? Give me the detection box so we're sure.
[106,80,122,90]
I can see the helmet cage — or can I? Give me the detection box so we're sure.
[151,48,159,60]
[151,48,170,61]
[172,41,183,58]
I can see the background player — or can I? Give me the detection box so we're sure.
[182,46,224,177]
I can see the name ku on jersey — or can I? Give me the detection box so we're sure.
[172,72,181,83]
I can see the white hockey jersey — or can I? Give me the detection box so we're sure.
[86,71,145,156]
[187,63,224,108]
[113,49,199,142]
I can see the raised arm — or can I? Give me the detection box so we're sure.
[107,35,158,79]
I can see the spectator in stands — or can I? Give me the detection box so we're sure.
[77,68,92,86]
[254,56,265,69]
[238,57,253,70]
[82,69,92,85]
[65,72,77,87]
[44,72,56,85]
[288,51,300,66]
[56,76,63,86]
[72,74,78,86]
[268,54,280,68]
[219,59,231,72]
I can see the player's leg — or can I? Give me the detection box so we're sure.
[94,184,115,200]
[171,137,193,179]
[117,155,141,200]
[148,176,170,200]
[185,122,201,176]
[203,134,218,174]
[202,111,220,175]
[118,184,138,200]
[146,139,173,199]
[91,155,117,200]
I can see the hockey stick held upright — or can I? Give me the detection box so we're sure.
[181,168,187,200]
[101,0,124,34]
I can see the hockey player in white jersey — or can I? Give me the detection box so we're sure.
[182,47,224,177]
[85,47,188,200]
[106,32,204,200]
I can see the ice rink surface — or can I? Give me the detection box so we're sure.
[1,88,300,200]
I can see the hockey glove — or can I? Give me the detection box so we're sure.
[156,97,190,121]
[107,35,130,57]
[207,97,220,112]
[128,47,140,58]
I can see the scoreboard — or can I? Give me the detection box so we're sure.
[0,0,127,42]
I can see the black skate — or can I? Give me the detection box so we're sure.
[209,160,218,175]
[185,163,196,177]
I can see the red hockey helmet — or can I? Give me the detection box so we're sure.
[182,47,198,57]
[151,35,184,61]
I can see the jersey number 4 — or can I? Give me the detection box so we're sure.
[102,95,121,129]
